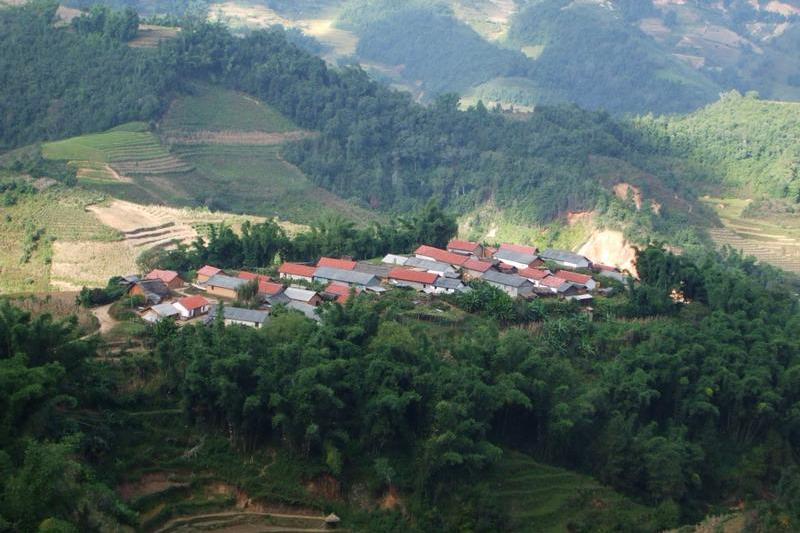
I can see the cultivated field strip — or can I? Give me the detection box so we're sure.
[708,227,800,272]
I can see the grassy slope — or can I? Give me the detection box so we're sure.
[160,84,297,133]
[480,451,655,532]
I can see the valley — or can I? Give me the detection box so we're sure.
[3,3,800,532]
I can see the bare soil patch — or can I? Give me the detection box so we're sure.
[578,229,638,276]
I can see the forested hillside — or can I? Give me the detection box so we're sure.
[636,92,800,201]
[4,243,800,530]
[0,3,174,149]
[0,3,710,248]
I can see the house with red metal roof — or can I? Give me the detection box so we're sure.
[323,282,359,304]
[555,270,596,291]
[145,269,184,289]
[462,259,494,280]
[173,295,210,319]
[196,265,222,283]
[317,257,357,270]
[414,245,469,267]
[278,263,317,282]
[447,239,484,257]
[518,267,551,286]
[238,271,271,283]
[500,243,539,255]
[388,268,438,291]
[539,275,579,295]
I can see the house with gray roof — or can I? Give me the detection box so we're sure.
[540,249,592,270]
[287,301,322,322]
[204,274,248,299]
[493,249,539,270]
[354,262,393,279]
[141,303,179,323]
[429,276,468,295]
[313,267,380,288]
[403,257,457,276]
[208,305,269,328]
[129,279,171,305]
[481,270,535,298]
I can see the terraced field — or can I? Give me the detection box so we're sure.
[486,452,654,532]
[43,122,193,180]
[703,197,800,274]
[106,404,341,533]
[0,187,123,293]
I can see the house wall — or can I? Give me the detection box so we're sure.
[224,318,262,328]
[206,286,238,299]
[280,273,313,282]
[166,278,184,289]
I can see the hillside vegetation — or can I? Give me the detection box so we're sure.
[637,92,800,200]
[5,242,800,530]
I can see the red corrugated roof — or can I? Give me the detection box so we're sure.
[177,295,209,310]
[389,268,438,284]
[238,271,271,282]
[447,239,481,253]
[500,243,538,255]
[279,263,317,277]
[414,245,469,266]
[146,269,180,283]
[325,282,358,304]
[519,267,550,280]
[555,270,593,284]
[463,259,493,272]
[197,265,221,277]
[540,275,569,288]
[257,281,284,296]
[317,257,357,270]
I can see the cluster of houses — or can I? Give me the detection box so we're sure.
[121,240,627,329]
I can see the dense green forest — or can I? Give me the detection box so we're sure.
[4,244,800,530]
[635,92,800,202]
[0,2,175,149]
[506,0,719,114]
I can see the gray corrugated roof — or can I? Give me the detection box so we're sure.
[493,249,538,265]
[205,274,247,291]
[354,262,393,278]
[404,257,456,273]
[313,267,379,286]
[434,277,464,290]
[540,249,590,266]
[284,287,318,302]
[287,301,321,322]
[150,303,179,316]
[209,305,269,324]
[481,269,533,288]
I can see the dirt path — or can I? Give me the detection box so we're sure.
[162,130,316,146]
[92,303,117,335]
[154,511,332,533]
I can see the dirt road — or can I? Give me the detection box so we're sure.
[92,303,117,335]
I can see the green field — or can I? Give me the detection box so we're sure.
[486,451,656,532]
[161,84,298,133]
[170,144,377,222]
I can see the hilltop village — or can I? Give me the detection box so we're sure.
[122,240,629,327]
